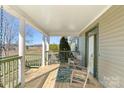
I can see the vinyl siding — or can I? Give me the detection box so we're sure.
[81,6,124,87]
[98,6,124,87]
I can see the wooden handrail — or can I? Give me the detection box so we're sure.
[0,55,22,63]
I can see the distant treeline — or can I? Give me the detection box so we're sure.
[49,44,59,52]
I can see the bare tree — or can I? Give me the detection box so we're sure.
[25,28,34,44]
[2,10,18,56]
[1,9,35,57]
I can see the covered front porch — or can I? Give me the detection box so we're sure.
[0,5,111,88]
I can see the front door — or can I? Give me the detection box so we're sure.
[85,26,98,79]
[88,35,94,75]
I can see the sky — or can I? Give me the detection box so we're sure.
[50,36,61,44]
[25,25,61,45]
[25,24,43,45]
[1,8,61,45]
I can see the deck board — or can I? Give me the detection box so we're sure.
[42,68,58,88]
[25,64,60,87]
[55,81,102,88]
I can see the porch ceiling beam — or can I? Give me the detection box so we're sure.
[3,5,49,36]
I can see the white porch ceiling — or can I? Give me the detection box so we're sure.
[11,5,110,36]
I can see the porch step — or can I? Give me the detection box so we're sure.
[42,68,59,88]
[25,64,60,88]
[25,74,48,88]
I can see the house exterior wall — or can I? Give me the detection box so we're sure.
[80,6,124,87]
[98,6,124,88]
[79,36,85,66]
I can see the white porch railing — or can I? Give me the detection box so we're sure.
[0,55,22,88]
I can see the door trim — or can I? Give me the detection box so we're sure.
[85,25,99,79]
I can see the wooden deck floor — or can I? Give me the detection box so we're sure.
[55,77,102,88]
[55,82,70,88]
[25,64,60,88]
[55,79,102,88]
[25,63,102,88]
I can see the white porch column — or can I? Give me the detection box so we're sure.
[42,35,45,67]
[45,36,49,65]
[18,18,25,87]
